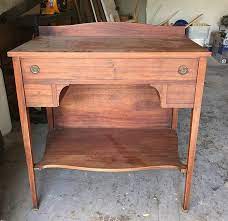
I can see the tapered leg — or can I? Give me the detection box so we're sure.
[46,107,54,130]
[183,57,207,210]
[172,108,178,130]
[21,109,38,209]
[13,58,38,209]
[183,107,202,210]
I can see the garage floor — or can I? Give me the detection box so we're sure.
[0,58,228,221]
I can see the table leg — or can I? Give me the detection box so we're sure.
[183,57,207,210]
[172,108,178,130]
[13,58,38,209]
[46,107,54,130]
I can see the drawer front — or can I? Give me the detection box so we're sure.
[21,59,198,107]
[21,58,198,83]
[24,83,196,108]
[24,84,54,107]
[166,84,196,107]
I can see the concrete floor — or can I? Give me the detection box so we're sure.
[0,58,228,221]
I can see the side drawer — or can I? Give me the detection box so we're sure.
[21,58,198,83]
[24,84,54,107]
[166,84,196,108]
[23,83,196,108]
[24,84,68,107]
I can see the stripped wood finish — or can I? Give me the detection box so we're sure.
[9,37,209,58]
[8,23,211,210]
[12,57,38,209]
[38,22,186,37]
[46,107,54,130]
[183,57,208,210]
[21,58,198,81]
[35,128,185,171]
[172,109,178,130]
[54,85,172,128]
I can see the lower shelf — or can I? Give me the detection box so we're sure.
[35,128,186,172]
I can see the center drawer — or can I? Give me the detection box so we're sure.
[21,58,198,83]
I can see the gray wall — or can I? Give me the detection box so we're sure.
[115,0,147,23]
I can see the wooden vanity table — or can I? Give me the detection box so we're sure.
[8,23,211,210]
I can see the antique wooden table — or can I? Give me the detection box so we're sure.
[8,23,211,210]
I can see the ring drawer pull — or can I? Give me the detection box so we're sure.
[30,65,40,74]
[178,65,189,75]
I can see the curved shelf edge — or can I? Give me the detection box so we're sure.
[34,164,187,173]
[34,128,186,174]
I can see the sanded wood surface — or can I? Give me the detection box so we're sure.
[20,56,199,108]
[54,85,172,128]
[8,36,210,58]
[8,23,210,58]
[9,22,211,210]
[39,22,186,37]
[183,57,208,210]
[35,128,185,172]
[46,107,54,130]
[21,58,198,82]
[12,58,38,209]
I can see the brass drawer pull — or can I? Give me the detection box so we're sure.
[30,65,40,74]
[178,65,189,75]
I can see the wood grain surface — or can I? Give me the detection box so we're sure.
[21,58,198,82]
[9,22,211,210]
[54,85,172,128]
[8,36,210,58]
[12,58,38,209]
[183,57,208,210]
[35,128,185,172]
[8,23,211,58]
[39,22,186,37]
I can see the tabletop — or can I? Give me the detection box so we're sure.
[8,23,211,58]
